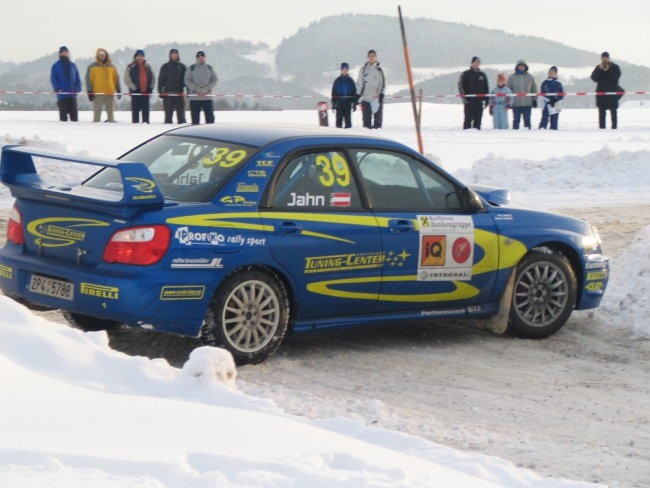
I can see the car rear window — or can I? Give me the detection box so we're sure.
[83,135,255,202]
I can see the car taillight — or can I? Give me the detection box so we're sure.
[7,206,24,245]
[103,225,170,265]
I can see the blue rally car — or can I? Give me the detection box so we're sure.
[0,126,609,364]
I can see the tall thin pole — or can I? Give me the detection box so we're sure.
[398,5,424,154]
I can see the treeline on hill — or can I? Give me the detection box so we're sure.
[1,14,648,110]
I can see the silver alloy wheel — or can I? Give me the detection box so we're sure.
[513,261,569,328]
[222,279,280,353]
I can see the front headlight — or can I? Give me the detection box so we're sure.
[581,225,603,253]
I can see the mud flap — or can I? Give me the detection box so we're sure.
[469,270,515,334]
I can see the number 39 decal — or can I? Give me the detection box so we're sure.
[202,148,248,168]
[316,153,350,187]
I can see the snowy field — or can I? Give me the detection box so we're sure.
[0,105,649,487]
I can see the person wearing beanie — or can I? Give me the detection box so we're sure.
[158,48,187,124]
[458,56,489,130]
[591,52,622,129]
[50,46,81,121]
[124,49,155,123]
[184,51,218,124]
[489,73,512,129]
[85,48,121,122]
[506,60,538,129]
[356,50,386,129]
[331,62,357,128]
[539,66,564,130]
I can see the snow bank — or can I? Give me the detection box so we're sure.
[455,146,650,207]
[600,225,650,336]
[0,297,601,487]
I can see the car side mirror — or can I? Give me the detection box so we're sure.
[461,188,484,213]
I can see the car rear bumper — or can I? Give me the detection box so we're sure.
[0,244,216,336]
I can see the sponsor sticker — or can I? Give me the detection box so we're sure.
[27,218,110,248]
[236,182,260,193]
[256,159,276,167]
[174,227,225,246]
[247,169,268,178]
[587,271,608,281]
[171,257,224,269]
[585,282,604,292]
[421,308,466,317]
[220,195,256,206]
[417,215,474,281]
[0,264,13,279]
[80,282,120,300]
[160,285,206,300]
[125,177,156,193]
[304,250,409,273]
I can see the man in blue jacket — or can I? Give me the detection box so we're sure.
[50,46,81,121]
[331,62,357,128]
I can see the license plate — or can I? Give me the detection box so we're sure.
[29,274,74,301]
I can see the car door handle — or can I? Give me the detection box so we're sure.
[277,221,302,235]
[388,219,415,233]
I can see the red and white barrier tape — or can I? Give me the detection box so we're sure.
[0,90,645,98]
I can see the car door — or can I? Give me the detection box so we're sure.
[261,149,382,320]
[351,148,499,314]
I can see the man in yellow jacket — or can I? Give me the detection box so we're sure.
[85,48,121,122]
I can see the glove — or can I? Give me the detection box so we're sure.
[88,94,94,102]
[354,94,360,104]
[484,99,489,109]
[379,94,384,103]
[116,93,122,100]
[550,101,556,107]
[352,104,356,112]
[489,106,494,116]
[532,99,537,108]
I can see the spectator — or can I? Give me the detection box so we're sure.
[458,56,489,130]
[539,66,564,130]
[85,48,121,123]
[507,60,538,129]
[50,46,81,122]
[184,51,218,125]
[591,52,622,129]
[158,48,187,124]
[356,50,386,129]
[331,62,357,128]
[124,49,155,124]
[489,73,512,130]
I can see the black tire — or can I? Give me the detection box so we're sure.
[201,268,290,365]
[62,311,121,332]
[508,250,577,338]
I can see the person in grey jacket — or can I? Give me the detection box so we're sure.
[184,51,218,124]
[356,50,386,129]
[506,60,538,129]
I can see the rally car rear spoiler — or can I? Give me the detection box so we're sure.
[1,145,164,217]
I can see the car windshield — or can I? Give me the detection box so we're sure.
[83,135,256,202]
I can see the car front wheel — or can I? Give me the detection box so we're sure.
[201,268,290,365]
[509,250,577,338]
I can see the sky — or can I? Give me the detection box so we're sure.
[1,0,648,67]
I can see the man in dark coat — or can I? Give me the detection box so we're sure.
[591,52,622,129]
[331,62,357,128]
[458,56,489,129]
[50,46,81,121]
[124,49,155,123]
[158,48,187,124]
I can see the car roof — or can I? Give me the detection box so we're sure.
[164,124,396,149]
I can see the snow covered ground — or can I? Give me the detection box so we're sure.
[0,105,649,487]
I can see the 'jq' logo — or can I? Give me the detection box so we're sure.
[27,218,110,248]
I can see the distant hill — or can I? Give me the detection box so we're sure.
[0,14,647,110]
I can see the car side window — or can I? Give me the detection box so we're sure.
[353,150,462,211]
[272,151,362,210]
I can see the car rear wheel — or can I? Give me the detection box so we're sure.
[508,250,577,338]
[62,311,121,332]
[201,268,290,365]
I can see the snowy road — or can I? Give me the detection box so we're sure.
[4,204,647,487]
